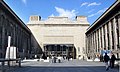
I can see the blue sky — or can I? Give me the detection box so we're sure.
[4,0,115,25]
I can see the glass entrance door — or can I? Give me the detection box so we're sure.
[44,44,76,59]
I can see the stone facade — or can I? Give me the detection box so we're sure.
[27,16,90,59]
[0,0,42,59]
[86,0,120,59]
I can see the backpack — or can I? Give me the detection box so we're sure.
[104,55,110,62]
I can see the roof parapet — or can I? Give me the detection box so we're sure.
[48,16,68,20]
[29,15,41,21]
[76,16,89,23]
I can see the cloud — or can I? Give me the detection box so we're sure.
[50,7,77,19]
[49,14,55,17]
[22,0,27,4]
[88,2,101,6]
[88,8,108,17]
[81,2,88,7]
[88,9,94,13]
[81,2,101,7]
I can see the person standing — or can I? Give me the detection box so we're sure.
[110,53,116,68]
[104,53,110,71]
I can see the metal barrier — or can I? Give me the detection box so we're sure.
[0,58,21,72]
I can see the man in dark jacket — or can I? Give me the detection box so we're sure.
[110,53,116,68]
[104,53,110,71]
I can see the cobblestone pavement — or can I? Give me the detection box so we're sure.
[10,59,119,72]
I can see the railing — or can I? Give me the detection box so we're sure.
[0,58,21,72]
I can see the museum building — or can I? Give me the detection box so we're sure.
[27,16,90,59]
[86,0,120,59]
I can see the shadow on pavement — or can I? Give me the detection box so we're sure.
[10,66,119,72]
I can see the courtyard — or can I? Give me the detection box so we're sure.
[8,59,119,72]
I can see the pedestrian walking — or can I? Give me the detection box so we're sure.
[104,53,110,71]
[110,53,116,68]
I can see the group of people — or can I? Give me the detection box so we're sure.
[52,56,63,63]
[104,52,116,71]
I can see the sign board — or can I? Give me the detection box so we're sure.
[100,50,111,56]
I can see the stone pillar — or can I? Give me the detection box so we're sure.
[118,15,120,48]
[2,24,5,58]
[99,29,101,49]
[85,37,88,55]
[105,24,108,50]
[13,24,16,46]
[93,32,96,52]
[113,18,118,50]
[92,33,94,51]
[108,21,112,51]
[101,26,105,49]
[88,35,90,53]
[96,31,98,52]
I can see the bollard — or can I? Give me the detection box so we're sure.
[1,61,5,72]
[18,59,21,67]
[8,61,10,68]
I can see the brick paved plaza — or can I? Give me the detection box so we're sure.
[9,59,119,72]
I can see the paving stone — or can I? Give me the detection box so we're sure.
[10,59,119,72]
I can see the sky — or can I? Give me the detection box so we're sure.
[4,0,116,25]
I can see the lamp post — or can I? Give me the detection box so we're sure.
[118,37,120,58]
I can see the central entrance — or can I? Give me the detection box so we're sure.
[44,44,76,59]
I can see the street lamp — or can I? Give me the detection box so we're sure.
[118,37,120,49]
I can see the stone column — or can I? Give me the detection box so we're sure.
[95,31,98,52]
[118,15,120,48]
[86,37,88,54]
[92,33,94,51]
[88,35,90,53]
[99,29,101,49]
[101,26,105,49]
[0,15,2,54]
[89,35,91,53]
[113,18,118,50]
[2,23,5,58]
[90,35,93,53]
[12,25,14,46]
[85,36,87,54]
[93,32,96,52]
[108,21,112,51]
[105,24,108,50]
